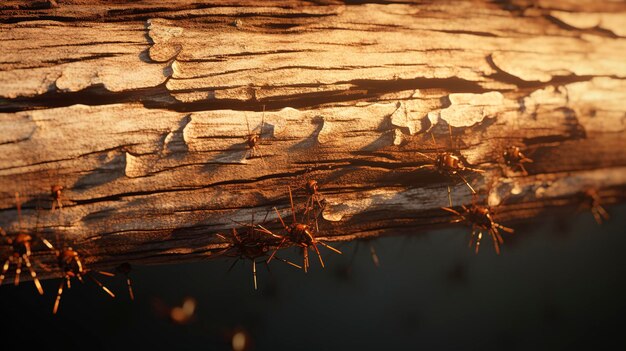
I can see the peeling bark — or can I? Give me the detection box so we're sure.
[0,0,625,280]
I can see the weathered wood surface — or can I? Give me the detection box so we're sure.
[1,0,625,278]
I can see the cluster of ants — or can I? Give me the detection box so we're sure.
[0,192,134,314]
[0,122,611,313]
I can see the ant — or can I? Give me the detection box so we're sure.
[244,106,267,164]
[263,186,341,273]
[415,125,485,206]
[503,146,533,176]
[50,185,64,211]
[42,238,115,314]
[303,179,324,215]
[0,192,44,295]
[442,198,514,255]
[217,214,301,290]
[291,176,326,231]
[580,188,610,225]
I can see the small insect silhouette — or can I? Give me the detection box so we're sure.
[503,146,533,175]
[264,187,341,272]
[42,238,115,314]
[0,192,44,295]
[442,200,514,255]
[218,213,301,290]
[580,188,610,225]
[50,185,64,211]
[243,106,268,164]
[416,125,485,206]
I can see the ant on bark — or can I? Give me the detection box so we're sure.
[291,174,327,231]
[0,192,44,295]
[442,196,514,255]
[217,213,301,290]
[42,238,115,314]
[503,146,533,176]
[262,187,341,273]
[415,125,485,206]
[243,106,268,165]
[50,185,64,211]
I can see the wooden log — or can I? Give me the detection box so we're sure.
[0,0,625,280]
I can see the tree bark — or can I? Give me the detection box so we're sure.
[1,0,625,279]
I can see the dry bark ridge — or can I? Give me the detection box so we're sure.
[0,0,625,280]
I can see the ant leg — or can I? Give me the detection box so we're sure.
[495,224,514,234]
[88,274,115,298]
[369,242,380,267]
[457,174,477,194]
[468,230,477,250]
[273,207,287,229]
[317,240,342,255]
[591,209,603,225]
[274,256,302,270]
[266,237,288,264]
[42,238,55,250]
[0,258,10,285]
[53,279,65,314]
[126,276,135,300]
[288,186,297,223]
[597,205,610,221]
[252,260,257,290]
[475,232,483,254]
[227,259,239,273]
[447,185,452,207]
[256,147,267,167]
[442,207,462,216]
[14,256,22,286]
[303,247,309,273]
[311,242,325,268]
[518,163,529,176]
[23,255,43,295]
[490,229,501,255]
[415,152,435,162]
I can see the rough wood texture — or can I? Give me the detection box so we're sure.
[1,0,625,279]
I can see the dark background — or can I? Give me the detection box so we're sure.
[2,204,625,351]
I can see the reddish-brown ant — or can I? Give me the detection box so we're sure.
[580,188,610,225]
[263,187,341,273]
[291,176,326,231]
[50,185,64,211]
[503,146,533,175]
[217,214,301,290]
[416,125,485,206]
[0,192,44,295]
[42,238,115,314]
[442,199,514,255]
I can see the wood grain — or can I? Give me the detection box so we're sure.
[0,0,625,280]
